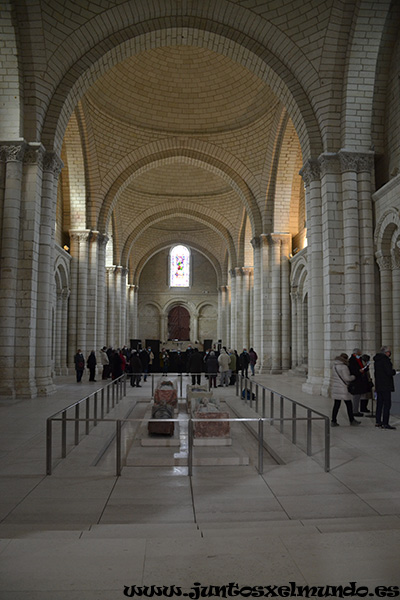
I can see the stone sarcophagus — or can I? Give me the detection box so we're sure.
[148,403,175,436]
[186,384,212,411]
[193,397,230,440]
[154,379,178,410]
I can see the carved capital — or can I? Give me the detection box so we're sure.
[43,152,64,175]
[1,143,27,163]
[250,236,261,249]
[375,251,393,271]
[300,159,320,187]
[339,151,374,174]
[318,153,341,177]
[229,268,237,279]
[69,229,91,244]
[24,144,45,167]
[61,287,70,301]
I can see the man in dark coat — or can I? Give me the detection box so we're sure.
[129,351,143,387]
[74,349,85,383]
[188,348,203,385]
[374,346,397,429]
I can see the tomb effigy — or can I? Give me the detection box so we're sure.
[186,384,212,411]
[154,379,178,411]
[192,396,231,444]
[147,403,175,436]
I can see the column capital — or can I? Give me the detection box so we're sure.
[43,151,64,175]
[339,150,374,173]
[242,267,253,276]
[69,229,91,243]
[250,236,261,249]
[229,268,237,279]
[375,250,393,271]
[24,143,45,167]
[318,152,341,177]
[299,158,320,187]
[1,142,27,163]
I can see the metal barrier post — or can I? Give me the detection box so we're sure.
[112,381,115,408]
[244,378,248,403]
[94,393,98,426]
[262,388,266,417]
[325,418,330,472]
[116,420,122,476]
[151,373,154,397]
[46,418,52,475]
[74,404,80,445]
[107,385,110,412]
[280,396,284,433]
[255,384,259,413]
[270,391,274,425]
[249,381,253,409]
[101,388,105,419]
[188,418,193,476]
[179,373,183,397]
[258,419,264,474]
[61,410,67,458]
[307,409,312,455]
[292,403,297,444]
[124,374,127,396]
[236,374,239,396]
[85,398,90,435]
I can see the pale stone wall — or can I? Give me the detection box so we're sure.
[137,248,218,347]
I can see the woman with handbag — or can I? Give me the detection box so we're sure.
[331,353,361,427]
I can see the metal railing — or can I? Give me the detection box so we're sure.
[46,374,127,475]
[236,374,330,471]
[46,372,330,475]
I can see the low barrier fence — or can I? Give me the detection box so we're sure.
[46,372,330,475]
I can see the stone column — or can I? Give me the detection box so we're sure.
[234,268,243,350]
[392,249,400,363]
[96,234,108,350]
[217,286,227,344]
[354,153,376,356]
[270,236,282,373]
[192,311,199,343]
[133,285,139,340]
[35,151,63,395]
[60,288,69,374]
[120,267,128,346]
[300,159,324,394]
[0,144,26,397]
[375,253,393,349]
[290,288,299,369]
[229,269,237,350]
[106,267,115,347]
[241,267,252,350]
[258,234,272,372]
[55,290,63,374]
[68,230,90,363]
[86,231,100,354]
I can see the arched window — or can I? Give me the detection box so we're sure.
[169,244,190,287]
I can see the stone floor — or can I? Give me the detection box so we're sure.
[0,372,400,599]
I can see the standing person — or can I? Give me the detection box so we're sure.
[188,348,203,385]
[360,354,373,414]
[74,349,85,383]
[87,350,97,382]
[348,348,370,416]
[100,346,110,380]
[249,348,258,376]
[161,348,169,375]
[111,350,123,380]
[229,349,237,385]
[374,346,397,430]
[331,353,361,427]
[206,351,219,389]
[129,350,143,387]
[239,349,250,378]
[218,348,230,387]
[139,347,150,382]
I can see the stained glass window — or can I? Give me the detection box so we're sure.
[170,245,190,287]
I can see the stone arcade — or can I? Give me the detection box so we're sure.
[0,1,400,400]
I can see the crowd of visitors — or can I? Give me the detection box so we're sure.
[73,344,258,391]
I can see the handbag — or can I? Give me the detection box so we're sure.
[335,366,355,394]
